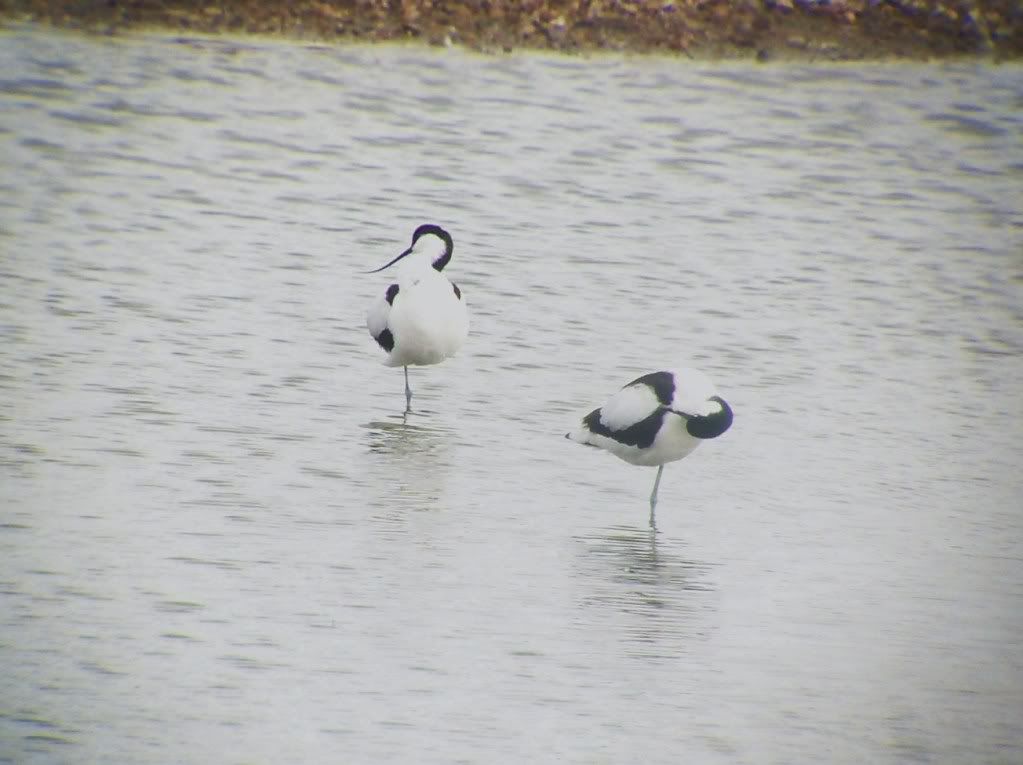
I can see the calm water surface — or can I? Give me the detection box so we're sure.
[1,25,1022,764]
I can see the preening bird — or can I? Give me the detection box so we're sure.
[567,367,733,528]
[366,224,469,413]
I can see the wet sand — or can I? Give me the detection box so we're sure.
[2,0,1020,61]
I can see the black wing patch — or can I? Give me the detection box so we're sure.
[684,396,733,439]
[583,406,666,450]
[374,328,394,352]
[452,282,461,300]
[385,284,400,305]
[626,371,675,406]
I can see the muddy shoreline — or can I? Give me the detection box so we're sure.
[2,0,1021,60]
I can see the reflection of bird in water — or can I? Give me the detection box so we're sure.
[567,367,733,528]
[361,416,453,529]
[365,416,447,457]
[366,224,469,414]
[574,524,715,658]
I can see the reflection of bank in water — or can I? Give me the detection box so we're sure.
[361,416,454,526]
[574,525,716,659]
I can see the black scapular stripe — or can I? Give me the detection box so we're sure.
[385,284,400,305]
[583,407,666,450]
[626,371,675,406]
[374,328,394,352]
[452,283,461,299]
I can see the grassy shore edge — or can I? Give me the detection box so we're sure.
[2,0,1021,60]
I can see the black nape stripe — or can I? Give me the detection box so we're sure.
[385,284,400,305]
[374,328,394,352]
[686,396,733,439]
[584,407,666,450]
[452,283,461,300]
[416,224,453,272]
[627,371,675,406]
[433,252,451,272]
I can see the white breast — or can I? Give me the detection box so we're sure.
[376,265,468,368]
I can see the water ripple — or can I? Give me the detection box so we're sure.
[1,25,1021,765]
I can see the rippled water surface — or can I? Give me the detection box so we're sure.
[2,25,1022,763]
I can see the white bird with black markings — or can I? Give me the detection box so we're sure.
[567,368,733,527]
[366,224,469,413]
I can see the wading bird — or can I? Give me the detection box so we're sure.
[366,224,469,413]
[567,367,733,527]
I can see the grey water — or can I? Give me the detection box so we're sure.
[2,23,1022,763]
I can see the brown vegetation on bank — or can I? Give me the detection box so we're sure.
[2,0,1020,59]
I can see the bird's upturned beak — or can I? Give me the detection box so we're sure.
[365,246,414,274]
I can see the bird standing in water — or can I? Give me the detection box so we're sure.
[567,367,733,528]
[366,224,469,413]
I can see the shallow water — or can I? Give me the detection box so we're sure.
[2,25,1022,764]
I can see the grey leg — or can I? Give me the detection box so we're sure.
[648,464,664,528]
[403,366,412,413]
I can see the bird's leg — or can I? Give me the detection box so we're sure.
[403,366,412,413]
[648,464,664,529]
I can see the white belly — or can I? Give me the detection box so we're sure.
[385,273,468,367]
[608,414,704,466]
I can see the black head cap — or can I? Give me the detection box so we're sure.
[365,224,454,275]
[412,224,453,271]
